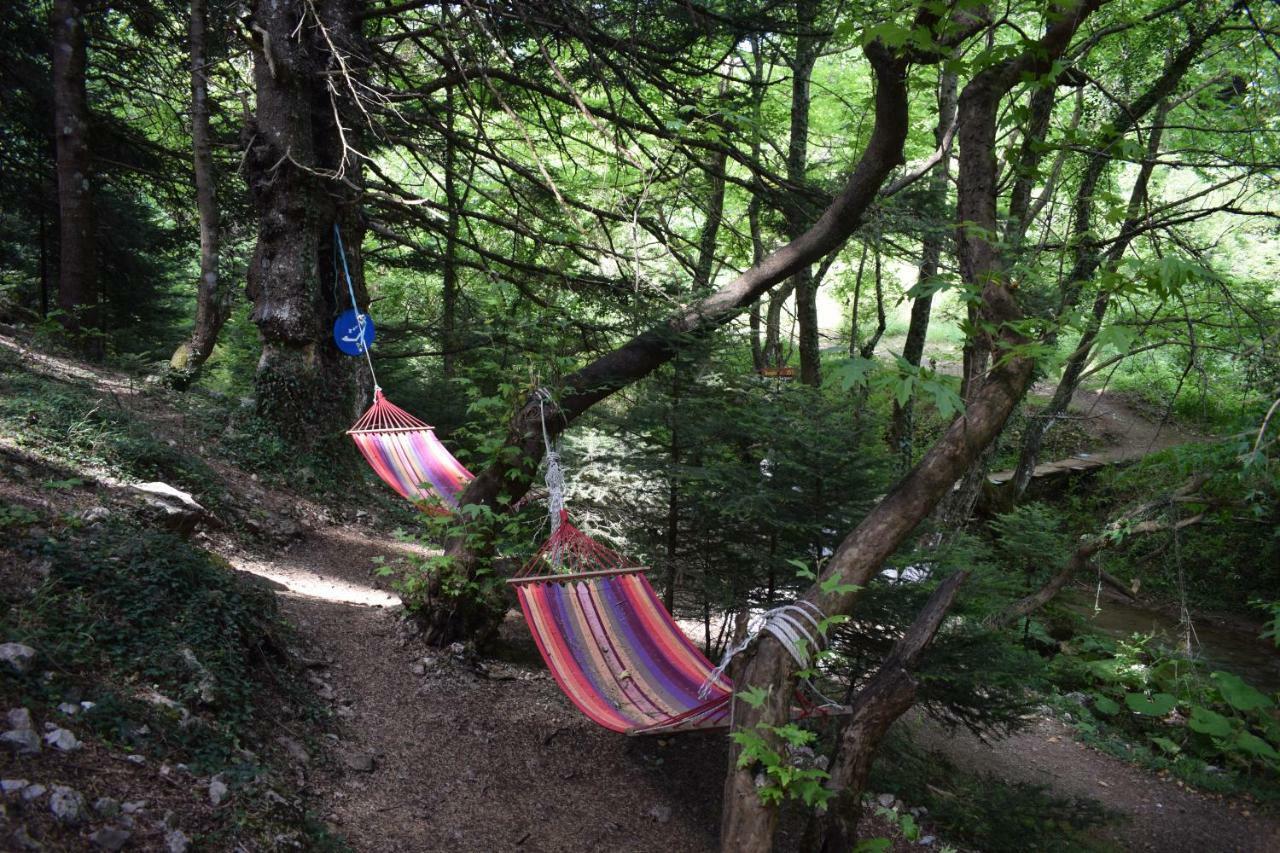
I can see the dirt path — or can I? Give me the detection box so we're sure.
[256,527,730,853]
[912,714,1280,852]
[987,386,1204,485]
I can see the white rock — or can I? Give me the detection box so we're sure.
[165,828,192,853]
[44,727,82,751]
[126,754,145,765]
[0,643,36,674]
[7,707,33,729]
[208,776,228,806]
[121,800,147,814]
[1,729,41,755]
[877,792,896,808]
[1,778,28,794]
[57,702,80,716]
[21,783,47,801]
[50,785,87,825]
[276,735,310,765]
[94,796,121,817]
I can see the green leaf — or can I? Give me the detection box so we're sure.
[820,574,861,596]
[736,686,771,710]
[1211,672,1273,712]
[1149,736,1182,755]
[1092,694,1120,716]
[1124,692,1177,716]
[853,840,892,853]
[1234,731,1280,761]
[1188,706,1232,737]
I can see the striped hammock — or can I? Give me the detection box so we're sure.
[509,514,733,734]
[348,391,474,509]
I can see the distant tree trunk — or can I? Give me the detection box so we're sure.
[170,0,227,383]
[747,36,766,373]
[888,70,956,470]
[244,0,370,442]
[441,83,460,379]
[789,0,821,386]
[52,0,100,358]
[39,207,49,318]
[664,363,681,612]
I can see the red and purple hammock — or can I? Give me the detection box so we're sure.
[350,393,832,735]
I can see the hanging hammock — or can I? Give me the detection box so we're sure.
[509,511,838,735]
[348,390,475,510]
[509,512,733,734]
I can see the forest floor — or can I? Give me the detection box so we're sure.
[1,330,1274,851]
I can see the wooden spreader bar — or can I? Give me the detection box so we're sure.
[506,566,649,585]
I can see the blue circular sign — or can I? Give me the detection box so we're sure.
[334,309,375,355]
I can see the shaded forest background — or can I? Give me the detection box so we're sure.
[2,0,1279,850]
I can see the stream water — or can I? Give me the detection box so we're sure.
[1062,588,1280,694]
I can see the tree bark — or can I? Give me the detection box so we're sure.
[170,0,228,383]
[720,5,1103,849]
[52,0,100,358]
[244,0,370,443]
[817,572,968,851]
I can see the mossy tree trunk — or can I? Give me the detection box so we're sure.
[243,0,371,444]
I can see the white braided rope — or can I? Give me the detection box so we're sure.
[699,600,834,703]
[536,389,566,552]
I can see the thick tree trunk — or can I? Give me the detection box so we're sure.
[720,5,1102,849]
[888,70,956,469]
[244,0,370,443]
[170,0,227,383]
[816,572,968,851]
[52,0,100,358]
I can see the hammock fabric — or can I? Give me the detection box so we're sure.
[348,391,474,510]
[509,513,732,734]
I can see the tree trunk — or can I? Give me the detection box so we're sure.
[816,572,968,851]
[720,5,1102,848]
[244,0,370,443]
[170,0,227,383]
[790,0,821,386]
[442,83,460,379]
[52,0,100,358]
[888,70,956,470]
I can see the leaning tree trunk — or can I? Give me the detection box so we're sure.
[244,0,370,443]
[720,4,1103,849]
[170,0,228,383]
[814,572,968,850]
[52,0,100,358]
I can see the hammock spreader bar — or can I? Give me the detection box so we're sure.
[348,390,474,508]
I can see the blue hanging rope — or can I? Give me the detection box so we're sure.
[334,223,380,391]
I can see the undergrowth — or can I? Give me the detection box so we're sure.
[0,504,343,848]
